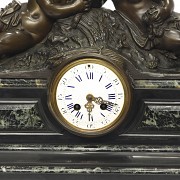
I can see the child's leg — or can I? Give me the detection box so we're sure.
[0,29,34,56]
[157,29,180,56]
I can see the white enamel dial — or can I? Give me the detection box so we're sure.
[49,58,131,136]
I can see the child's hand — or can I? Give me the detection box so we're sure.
[146,6,170,24]
[76,0,92,12]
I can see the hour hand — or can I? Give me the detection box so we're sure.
[85,94,95,113]
[85,102,94,113]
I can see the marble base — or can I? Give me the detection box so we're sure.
[0,76,179,178]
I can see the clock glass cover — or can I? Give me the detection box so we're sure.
[49,58,131,136]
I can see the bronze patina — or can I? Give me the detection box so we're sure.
[0,0,180,71]
[112,0,180,56]
[0,1,180,176]
[0,0,91,56]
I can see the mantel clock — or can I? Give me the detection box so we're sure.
[0,0,180,179]
[48,58,131,137]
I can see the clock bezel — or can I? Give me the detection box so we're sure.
[48,58,132,137]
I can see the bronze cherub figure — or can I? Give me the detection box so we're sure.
[0,0,91,57]
[111,0,180,56]
[0,0,180,62]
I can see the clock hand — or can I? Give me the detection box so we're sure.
[85,94,94,113]
[88,112,91,122]
[85,94,117,112]
[85,94,95,122]
[93,96,118,106]
[85,101,94,113]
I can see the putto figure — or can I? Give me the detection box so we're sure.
[112,0,180,56]
[0,0,180,58]
[0,0,91,57]
[93,0,180,56]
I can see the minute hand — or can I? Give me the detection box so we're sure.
[93,97,117,106]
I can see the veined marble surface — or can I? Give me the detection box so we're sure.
[0,166,180,175]
[136,104,180,132]
[134,80,180,89]
[0,144,180,152]
[0,79,47,88]
[0,103,46,130]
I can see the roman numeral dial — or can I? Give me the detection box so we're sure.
[49,58,131,137]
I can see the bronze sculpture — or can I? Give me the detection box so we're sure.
[0,2,180,176]
[112,0,180,56]
[0,0,180,71]
[0,0,91,57]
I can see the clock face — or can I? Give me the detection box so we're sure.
[49,58,131,137]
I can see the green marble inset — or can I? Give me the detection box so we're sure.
[134,80,180,89]
[0,79,47,88]
[136,105,180,132]
[0,166,180,175]
[0,103,46,130]
[1,144,180,153]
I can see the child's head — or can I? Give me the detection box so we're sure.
[91,0,107,8]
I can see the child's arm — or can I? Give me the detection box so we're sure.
[36,0,91,19]
[151,0,174,22]
[144,0,174,24]
[153,0,174,13]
